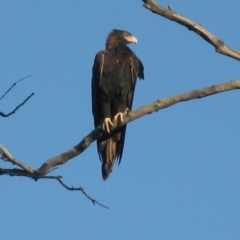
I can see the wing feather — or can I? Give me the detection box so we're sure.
[91,51,105,128]
[116,55,144,165]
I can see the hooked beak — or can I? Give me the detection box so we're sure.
[124,35,138,44]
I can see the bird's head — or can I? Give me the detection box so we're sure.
[106,29,137,49]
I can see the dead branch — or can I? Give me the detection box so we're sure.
[56,178,109,209]
[0,75,32,100]
[0,76,34,117]
[1,79,239,207]
[0,144,34,173]
[37,79,240,175]
[142,0,240,61]
[1,79,237,176]
[0,93,34,117]
[0,168,109,208]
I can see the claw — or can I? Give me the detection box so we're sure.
[102,118,114,134]
[113,112,124,125]
[113,108,129,125]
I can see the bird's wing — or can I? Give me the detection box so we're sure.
[91,51,105,128]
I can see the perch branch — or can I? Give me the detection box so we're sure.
[142,0,240,61]
[1,79,239,207]
[36,79,240,175]
[2,79,239,176]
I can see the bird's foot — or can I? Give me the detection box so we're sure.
[102,118,114,134]
[113,108,129,126]
[113,112,124,125]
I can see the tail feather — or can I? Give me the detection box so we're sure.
[97,126,126,180]
[100,138,116,180]
[102,161,115,180]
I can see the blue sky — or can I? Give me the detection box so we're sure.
[1,1,240,239]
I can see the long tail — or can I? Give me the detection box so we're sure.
[98,126,126,180]
[100,138,116,180]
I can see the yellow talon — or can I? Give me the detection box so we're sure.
[102,118,114,134]
[113,112,124,124]
[113,108,129,125]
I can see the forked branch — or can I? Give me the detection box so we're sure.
[0,76,34,117]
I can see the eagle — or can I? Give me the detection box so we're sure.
[91,29,144,180]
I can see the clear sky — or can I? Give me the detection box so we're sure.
[1,1,240,239]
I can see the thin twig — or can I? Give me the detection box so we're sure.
[0,75,32,100]
[0,168,109,208]
[56,177,109,209]
[0,92,34,117]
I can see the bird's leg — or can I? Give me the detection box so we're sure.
[113,108,129,126]
[102,118,114,134]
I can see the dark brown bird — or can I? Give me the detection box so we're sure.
[91,29,144,180]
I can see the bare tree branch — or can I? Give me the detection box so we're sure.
[56,178,109,209]
[0,93,34,117]
[1,76,34,117]
[1,79,239,206]
[0,75,32,100]
[35,79,240,175]
[0,144,34,173]
[142,0,240,61]
[0,168,109,208]
[0,168,33,177]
